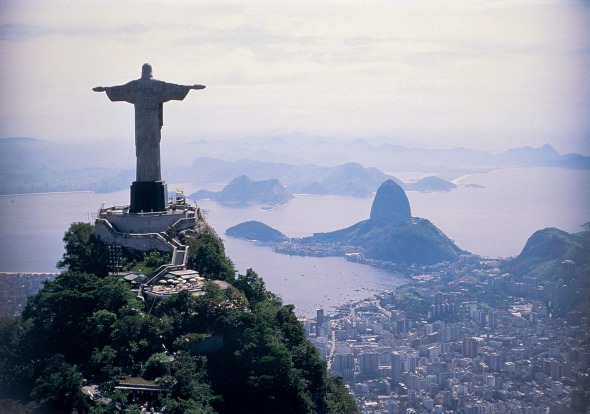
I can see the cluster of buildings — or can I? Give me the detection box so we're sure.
[0,272,56,318]
[303,258,589,414]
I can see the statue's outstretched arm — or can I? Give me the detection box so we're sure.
[93,86,106,92]
[190,84,206,90]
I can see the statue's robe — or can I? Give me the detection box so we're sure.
[105,79,191,182]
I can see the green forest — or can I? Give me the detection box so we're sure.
[0,222,359,414]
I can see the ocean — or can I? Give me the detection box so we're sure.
[1,167,588,317]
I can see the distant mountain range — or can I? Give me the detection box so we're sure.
[1,136,588,195]
[0,137,134,194]
[160,133,590,169]
[226,180,465,265]
[180,159,397,197]
[184,168,459,211]
[172,134,590,171]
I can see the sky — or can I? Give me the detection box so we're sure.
[1,0,589,155]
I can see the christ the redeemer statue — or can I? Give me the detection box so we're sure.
[93,63,205,182]
[93,64,205,213]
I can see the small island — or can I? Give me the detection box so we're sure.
[226,221,289,242]
[406,176,457,192]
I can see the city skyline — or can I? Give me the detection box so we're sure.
[1,1,589,155]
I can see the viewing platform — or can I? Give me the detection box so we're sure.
[93,192,224,302]
[95,193,201,254]
[97,201,198,234]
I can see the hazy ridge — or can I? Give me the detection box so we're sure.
[1,135,588,196]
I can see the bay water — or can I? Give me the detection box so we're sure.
[1,167,588,317]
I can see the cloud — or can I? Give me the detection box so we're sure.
[0,22,148,41]
[0,23,51,41]
[0,0,588,154]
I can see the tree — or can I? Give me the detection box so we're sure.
[30,354,90,413]
[163,353,217,413]
[109,312,166,368]
[210,299,340,413]
[57,222,110,275]
[186,231,235,281]
[233,268,272,308]
[0,272,136,400]
[326,377,360,414]
[143,250,171,270]
[0,317,34,400]
[142,352,171,380]
[20,272,134,366]
[2,220,360,414]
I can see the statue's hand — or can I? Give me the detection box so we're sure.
[92,86,105,92]
[191,84,206,90]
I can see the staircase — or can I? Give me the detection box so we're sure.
[143,234,189,286]
[172,245,187,266]
[96,212,195,288]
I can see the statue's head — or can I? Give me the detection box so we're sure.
[141,63,153,79]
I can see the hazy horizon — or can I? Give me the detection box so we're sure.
[1,1,589,156]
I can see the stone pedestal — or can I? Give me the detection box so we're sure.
[130,181,167,213]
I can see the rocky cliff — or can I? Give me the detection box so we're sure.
[369,179,412,223]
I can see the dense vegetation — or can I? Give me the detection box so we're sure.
[56,222,172,276]
[506,227,590,280]
[0,223,359,414]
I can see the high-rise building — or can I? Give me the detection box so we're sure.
[315,308,324,337]
[360,352,379,376]
[392,352,402,386]
[487,310,497,329]
[434,291,443,305]
[462,337,479,357]
[332,353,354,380]
[407,353,417,373]
[488,353,502,372]
[571,388,588,413]
[441,390,453,409]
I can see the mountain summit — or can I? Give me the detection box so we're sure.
[370,179,411,223]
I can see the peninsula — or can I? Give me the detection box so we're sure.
[227,179,465,265]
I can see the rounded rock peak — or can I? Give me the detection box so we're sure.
[370,179,411,223]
